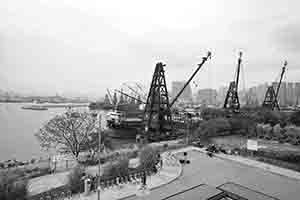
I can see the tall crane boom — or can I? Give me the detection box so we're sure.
[170,51,212,107]
[106,89,113,104]
[223,52,243,111]
[115,89,146,104]
[262,60,287,110]
[235,52,242,92]
[275,61,287,100]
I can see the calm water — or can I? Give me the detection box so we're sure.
[0,103,89,161]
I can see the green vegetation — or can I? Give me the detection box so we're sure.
[67,165,85,194]
[289,111,300,126]
[198,108,300,146]
[139,145,160,171]
[0,173,28,200]
[35,111,112,160]
[105,156,130,178]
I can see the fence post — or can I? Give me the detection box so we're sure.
[66,160,68,169]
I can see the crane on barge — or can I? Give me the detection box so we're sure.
[143,52,212,141]
[262,61,287,110]
[223,52,243,112]
[112,51,212,142]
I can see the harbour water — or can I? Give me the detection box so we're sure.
[0,103,89,161]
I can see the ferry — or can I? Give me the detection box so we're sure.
[21,105,48,111]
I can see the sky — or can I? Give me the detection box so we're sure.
[1,0,300,98]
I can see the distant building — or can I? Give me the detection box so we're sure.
[287,82,295,105]
[216,86,227,106]
[295,82,300,105]
[196,88,217,105]
[272,81,287,106]
[171,81,192,102]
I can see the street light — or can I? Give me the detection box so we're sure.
[97,113,102,200]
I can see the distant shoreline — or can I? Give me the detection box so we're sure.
[1,101,90,108]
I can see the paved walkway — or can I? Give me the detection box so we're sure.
[27,165,104,196]
[125,147,300,200]
[177,146,300,181]
[70,152,182,200]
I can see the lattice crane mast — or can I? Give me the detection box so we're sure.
[223,52,243,112]
[262,61,287,110]
[143,52,212,141]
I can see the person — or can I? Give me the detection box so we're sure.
[141,172,147,187]
[207,151,213,158]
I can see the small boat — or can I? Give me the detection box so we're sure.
[21,105,48,110]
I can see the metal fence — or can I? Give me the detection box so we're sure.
[28,168,156,200]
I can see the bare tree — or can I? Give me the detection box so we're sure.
[35,111,99,160]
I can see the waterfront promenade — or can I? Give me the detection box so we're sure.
[124,147,300,200]
[28,144,300,199]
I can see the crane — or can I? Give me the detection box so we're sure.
[223,52,243,112]
[143,51,212,141]
[114,89,146,104]
[170,51,212,107]
[262,61,287,110]
[106,89,114,105]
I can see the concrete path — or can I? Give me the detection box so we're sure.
[182,146,300,181]
[70,152,182,200]
[125,147,300,200]
[27,165,103,196]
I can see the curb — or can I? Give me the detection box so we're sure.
[117,152,183,200]
[187,146,300,181]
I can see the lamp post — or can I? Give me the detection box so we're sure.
[97,113,101,200]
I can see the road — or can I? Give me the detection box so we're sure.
[125,150,300,200]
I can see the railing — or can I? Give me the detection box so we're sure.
[28,168,157,200]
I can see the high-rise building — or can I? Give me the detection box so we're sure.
[217,86,228,106]
[295,82,300,105]
[196,89,217,105]
[256,83,268,103]
[171,81,192,102]
[287,82,295,105]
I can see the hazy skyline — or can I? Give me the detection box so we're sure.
[1,0,300,98]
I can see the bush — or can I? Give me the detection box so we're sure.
[0,174,28,200]
[106,156,129,178]
[201,108,226,120]
[195,118,231,138]
[289,111,300,126]
[228,117,256,136]
[139,146,159,171]
[67,165,85,194]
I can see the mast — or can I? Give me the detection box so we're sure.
[170,51,211,107]
[235,52,242,92]
[275,61,287,100]
[223,52,243,111]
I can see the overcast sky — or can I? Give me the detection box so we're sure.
[1,0,300,97]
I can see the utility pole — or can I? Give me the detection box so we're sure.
[97,113,102,200]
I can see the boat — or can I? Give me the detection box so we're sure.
[89,102,114,110]
[21,105,48,110]
[106,103,144,139]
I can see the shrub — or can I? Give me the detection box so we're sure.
[201,108,226,120]
[228,117,256,136]
[195,118,231,138]
[67,165,85,194]
[289,111,300,126]
[139,146,159,171]
[106,156,129,178]
[0,174,28,200]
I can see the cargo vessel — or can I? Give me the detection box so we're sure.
[106,103,144,139]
